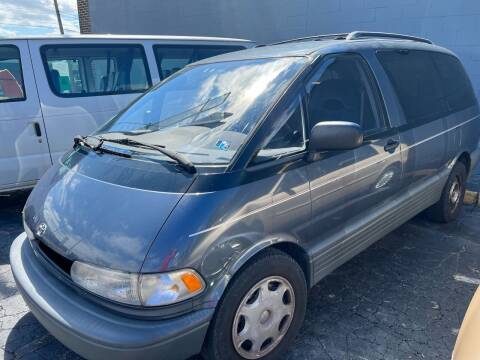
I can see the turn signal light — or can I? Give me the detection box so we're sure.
[182,272,203,293]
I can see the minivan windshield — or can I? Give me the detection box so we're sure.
[97,57,307,165]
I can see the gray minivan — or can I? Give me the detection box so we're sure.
[10,32,480,360]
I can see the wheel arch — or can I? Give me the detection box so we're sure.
[270,242,312,287]
[456,151,472,175]
[227,238,313,288]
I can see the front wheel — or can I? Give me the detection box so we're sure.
[203,248,307,360]
[426,161,467,223]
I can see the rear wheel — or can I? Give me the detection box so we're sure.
[426,161,467,223]
[203,248,307,360]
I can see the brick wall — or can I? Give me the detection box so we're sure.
[76,0,91,34]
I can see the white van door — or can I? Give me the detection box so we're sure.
[28,40,152,163]
[0,41,51,192]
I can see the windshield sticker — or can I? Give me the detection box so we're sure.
[215,140,231,151]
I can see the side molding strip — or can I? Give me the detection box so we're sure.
[309,168,448,285]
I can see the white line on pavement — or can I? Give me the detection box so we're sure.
[453,274,480,286]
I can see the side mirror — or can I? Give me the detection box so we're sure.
[310,121,363,152]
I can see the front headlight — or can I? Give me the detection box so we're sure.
[71,261,205,306]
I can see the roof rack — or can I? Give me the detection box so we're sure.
[345,31,433,44]
[270,31,432,46]
[271,33,348,46]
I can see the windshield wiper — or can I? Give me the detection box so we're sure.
[74,135,196,173]
[101,137,197,174]
[74,135,132,158]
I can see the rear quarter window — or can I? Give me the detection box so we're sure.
[377,50,447,125]
[431,53,477,113]
[377,50,477,126]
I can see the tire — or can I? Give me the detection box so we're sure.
[425,161,467,223]
[202,248,307,360]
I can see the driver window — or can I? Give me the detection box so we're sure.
[306,54,385,135]
[255,95,306,162]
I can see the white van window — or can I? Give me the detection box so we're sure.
[0,45,25,102]
[41,44,151,97]
[153,44,245,80]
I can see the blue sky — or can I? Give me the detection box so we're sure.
[0,0,79,37]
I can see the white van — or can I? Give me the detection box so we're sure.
[0,35,254,193]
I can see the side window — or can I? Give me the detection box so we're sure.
[0,45,26,102]
[431,53,477,113]
[154,47,195,80]
[154,45,245,80]
[255,95,306,162]
[90,57,116,92]
[130,57,150,90]
[377,50,447,125]
[306,54,386,135]
[42,45,151,97]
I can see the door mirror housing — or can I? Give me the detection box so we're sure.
[310,121,363,152]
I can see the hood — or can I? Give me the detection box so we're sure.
[23,149,195,273]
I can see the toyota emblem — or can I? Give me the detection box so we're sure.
[36,223,47,237]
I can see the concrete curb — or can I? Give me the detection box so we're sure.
[464,190,480,207]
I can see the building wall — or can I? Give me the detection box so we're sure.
[85,0,480,95]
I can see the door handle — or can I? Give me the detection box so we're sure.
[384,139,399,153]
[32,122,42,137]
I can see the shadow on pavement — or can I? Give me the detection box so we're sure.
[0,191,29,266]
[0,191,30,211]
[4,312,82,359]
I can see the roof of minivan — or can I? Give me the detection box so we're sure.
[0,34,253,43]
[195,37,455,64]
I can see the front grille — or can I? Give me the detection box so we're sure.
[35,239,73,275]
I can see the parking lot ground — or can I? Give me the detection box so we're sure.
[1,166,480,360]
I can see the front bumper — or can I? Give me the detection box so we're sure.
[10,233,214,360]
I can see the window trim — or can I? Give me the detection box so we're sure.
[153,44,246,80]
[304,52,390,139]
[40,43,152,98]
[0,44,27,103]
